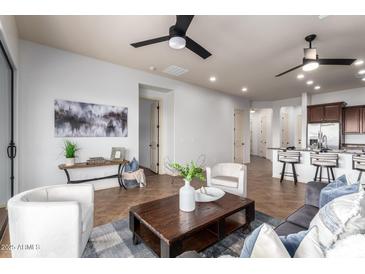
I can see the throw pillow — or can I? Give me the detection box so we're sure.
[240,223,290,258]
[319,175,359,208]
[326,234,365,258]
[279,226,323,258]
[310,191,365,249]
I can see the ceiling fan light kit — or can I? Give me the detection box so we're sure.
[130,15,212,59]
[275,34,355,77]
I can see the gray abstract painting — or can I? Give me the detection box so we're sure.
[54,99,128,137]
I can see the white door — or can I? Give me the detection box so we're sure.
[150,101,159,173]
[281,112,289,148]
[296,114,302,147]
[259,116,267,157]
[234,110,245,163]
[0,47,12,207]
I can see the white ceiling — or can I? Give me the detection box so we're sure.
[15,15,365,101]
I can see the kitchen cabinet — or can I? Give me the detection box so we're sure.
[307,102,344,123]
[343,107,361,133]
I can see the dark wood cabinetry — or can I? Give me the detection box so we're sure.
[307,102,345,123]
[343,106,365,134]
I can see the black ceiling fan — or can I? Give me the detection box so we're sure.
[130,15,212,59]
[275,34,356,77]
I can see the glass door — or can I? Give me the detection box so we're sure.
[0,41,15,207]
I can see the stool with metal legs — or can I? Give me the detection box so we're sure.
[352,154,365,188]
[310,152,339,183]
[278,150,301,184]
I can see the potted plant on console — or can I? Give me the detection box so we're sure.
[63,140,79,166]
[169,161,205,212]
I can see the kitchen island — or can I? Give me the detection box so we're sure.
[270,148,365,184]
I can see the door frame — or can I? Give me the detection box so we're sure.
[0,39,15,198]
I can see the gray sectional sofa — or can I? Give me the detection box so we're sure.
[178,181,327,258]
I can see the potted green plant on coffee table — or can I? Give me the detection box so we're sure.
[169,161,205,212]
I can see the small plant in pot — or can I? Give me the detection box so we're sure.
[63,140,79,166]
[169,161,205,212]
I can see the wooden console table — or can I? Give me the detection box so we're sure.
[58,160,129,189]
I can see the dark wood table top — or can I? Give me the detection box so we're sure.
[58,159,128,170]
[130,193,254,243]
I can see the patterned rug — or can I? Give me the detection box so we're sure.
[82,211,282,258]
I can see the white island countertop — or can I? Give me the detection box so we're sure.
[270,148,365,184]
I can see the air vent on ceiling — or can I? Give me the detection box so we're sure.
[163,65,189,77]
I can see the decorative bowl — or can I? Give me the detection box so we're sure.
[195,187,225,202]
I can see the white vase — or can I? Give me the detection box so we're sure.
[65,157,75,166]
[179,179,196,212]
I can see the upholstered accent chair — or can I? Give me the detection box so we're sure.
[7,184,94,258]
[206,163,247,197]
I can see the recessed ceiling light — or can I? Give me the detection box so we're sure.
[250,110,255,114]
[306,80,314,85]
[355,60,364,66]
[209,76,216,82]
[241,87,248,92]
[362,77,365,82]
[314,85,321,90]
[149,66,156,71]
[297,74,304,79]
[358,69,365,75]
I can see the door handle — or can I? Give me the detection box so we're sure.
[7,145,11,158]
[7,145,16,159]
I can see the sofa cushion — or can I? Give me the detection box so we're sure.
[319,177,359,208]
[286,205,318,229]
[305,181,328,207]
[240,223,290,258]
[275,221,306,236]
[211,176,238,188]
[310,191,365,249]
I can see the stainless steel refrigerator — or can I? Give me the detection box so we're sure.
[307,123,340,149]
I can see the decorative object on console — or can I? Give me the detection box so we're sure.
[54,99,128,137]
[63,140,79,166]
[111,147,125,160]
[86,157,106,165]
[195,187,225,202]
[169,161,205,212]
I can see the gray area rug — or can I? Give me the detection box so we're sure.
[82,211,282,258]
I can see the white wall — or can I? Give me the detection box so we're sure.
[139,98,153,168]
[0,15,19,68]
[18,40,250,191]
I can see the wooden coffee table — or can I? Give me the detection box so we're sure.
[129,193,255,258]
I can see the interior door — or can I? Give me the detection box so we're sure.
[281,112,289,148]
[259,116,267,157]
[0,42,14,207]
[150,101,159,173]
[234,110,245,163]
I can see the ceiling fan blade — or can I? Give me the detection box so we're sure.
[175,15,194,33]
[185,37,211,59]
[275,64,304,77]
[130,36,169,48]
[318,58,356,65]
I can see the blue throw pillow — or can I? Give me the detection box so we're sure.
[319,175,359,208]
[124,158,139,173]
[279,230,309,257]
[240,224,263,257]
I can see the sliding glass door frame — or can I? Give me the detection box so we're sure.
[0,39,15,197]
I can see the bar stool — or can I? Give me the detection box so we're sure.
[278,150,301,184]
[310,152,339,183]
[352,154,365,187]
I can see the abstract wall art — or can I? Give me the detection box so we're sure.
[54,99,128,137]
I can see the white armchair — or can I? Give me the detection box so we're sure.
[7,184,94,258]
[206,163,247,197]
